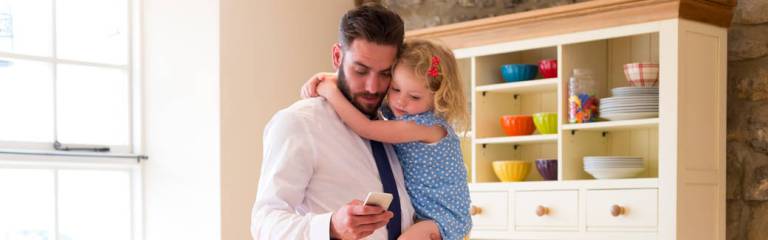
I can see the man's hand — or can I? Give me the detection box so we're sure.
[330,199,394,240]
[300,72,336,99]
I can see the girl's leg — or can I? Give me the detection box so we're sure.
[398,220,441,240]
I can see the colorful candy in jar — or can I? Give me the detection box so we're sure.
[569,93,599,123]
[568,69,599,123]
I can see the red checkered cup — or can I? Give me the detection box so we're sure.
[623,62,659,87]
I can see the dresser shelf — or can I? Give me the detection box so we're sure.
[475,134,557,145]
[475,78,558,94]
[561,118,659,131]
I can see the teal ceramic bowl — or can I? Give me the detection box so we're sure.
[500,64,538,82]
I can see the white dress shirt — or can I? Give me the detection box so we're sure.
[251,98,415,240]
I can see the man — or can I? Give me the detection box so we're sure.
[251,3,415,240]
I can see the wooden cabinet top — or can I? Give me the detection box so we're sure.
[406,0,735,50]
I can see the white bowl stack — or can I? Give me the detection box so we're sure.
[600,86,659,121]
[583,156,645,179]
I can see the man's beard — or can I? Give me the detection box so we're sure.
[337,62,385,117]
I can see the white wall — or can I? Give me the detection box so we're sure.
[220,0,352,239]
[142,0,220,239]
[141,0,352,239]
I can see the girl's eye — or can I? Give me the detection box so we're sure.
[410,95,421,100]
[392,88,401,92]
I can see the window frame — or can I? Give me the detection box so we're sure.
[0,155,143,240]
[0,0,144,239]
[0,0,143,156]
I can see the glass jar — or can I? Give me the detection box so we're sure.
[0,2,12,50]
[568,69,599,123]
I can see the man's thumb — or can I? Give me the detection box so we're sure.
[348,199,363,205]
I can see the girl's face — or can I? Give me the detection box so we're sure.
[387,65,434,118]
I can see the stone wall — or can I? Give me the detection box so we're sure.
[726,0,768,239]
[378,0,768,239]
[379,0,586,30]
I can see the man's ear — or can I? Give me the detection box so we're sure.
[332,43,342,70]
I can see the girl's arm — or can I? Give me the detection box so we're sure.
[300,72,335,99]
[316,79,446,144]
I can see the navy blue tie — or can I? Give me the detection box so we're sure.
[369,140,401,240]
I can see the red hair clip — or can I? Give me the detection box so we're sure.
[428,56,441,78]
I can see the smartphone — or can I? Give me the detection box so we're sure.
[363,192,393,210]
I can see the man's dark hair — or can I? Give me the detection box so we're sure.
[339,3,404,51]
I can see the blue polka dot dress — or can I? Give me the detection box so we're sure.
[385,110,472,240]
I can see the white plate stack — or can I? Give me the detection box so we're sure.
[583,156,645,179]
[600,86,659,120]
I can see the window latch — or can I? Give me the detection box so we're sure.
[54,141,110,152]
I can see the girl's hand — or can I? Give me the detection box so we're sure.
[300,72,336,99]
[317,75,340,98]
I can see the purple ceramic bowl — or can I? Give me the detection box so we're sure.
[535,159,558,180]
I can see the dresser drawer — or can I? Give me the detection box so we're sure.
[515,190,578,229]
[469,191,509,230]
[586,189,658,231]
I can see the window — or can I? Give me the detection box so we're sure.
[0,0,142,239]
[0,161,140,240]
[0,0,135,152]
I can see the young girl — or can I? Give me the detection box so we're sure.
[303,39,471,240]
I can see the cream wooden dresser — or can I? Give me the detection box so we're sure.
[406,0,735,239]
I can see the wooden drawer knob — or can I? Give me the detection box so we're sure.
[611,205,626,217]
[470,205,482,216]
[536,205,549,217]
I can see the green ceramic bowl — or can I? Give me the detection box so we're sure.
[533,112,558,134]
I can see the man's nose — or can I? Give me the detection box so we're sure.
[364,74,380,94]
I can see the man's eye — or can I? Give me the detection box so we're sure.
[392,88,400,92]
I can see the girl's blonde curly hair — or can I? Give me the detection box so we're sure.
[397,39,468,132]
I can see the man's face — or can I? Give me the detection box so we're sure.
[333,39,398,116]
